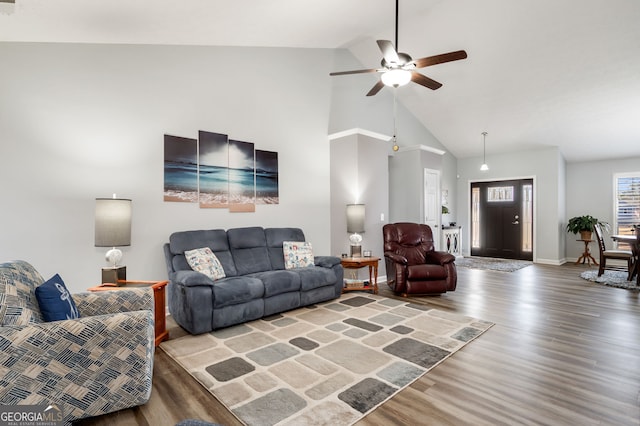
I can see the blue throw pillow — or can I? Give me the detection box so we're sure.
[35,274,80,322]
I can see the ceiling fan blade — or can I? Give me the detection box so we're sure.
[377,40,400,65]
[413,50,468,69]
[366,81,385,97]
[411,72,443,90]
[330,68,378,76]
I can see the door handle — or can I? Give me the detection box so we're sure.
[512,221,519,225]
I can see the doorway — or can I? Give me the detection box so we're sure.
[423,168,441,249]
[470,179,533,260]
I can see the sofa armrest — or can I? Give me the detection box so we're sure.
[314,255,341,268]
[171,270,215,287]
[74,287,154,317]
[425,250,456,266]
[0,311,154,422]
[385,252,408,265]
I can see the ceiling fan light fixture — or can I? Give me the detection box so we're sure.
[381,69,411,87]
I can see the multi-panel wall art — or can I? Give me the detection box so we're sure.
[163,132,279,211]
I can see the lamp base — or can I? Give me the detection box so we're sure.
[102,266,126,285]
[350,245,362,257]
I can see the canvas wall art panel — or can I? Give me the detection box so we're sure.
[228,139,256,212]
[198,131,229,208]
[255,149,279,204]
[164,134,198,202]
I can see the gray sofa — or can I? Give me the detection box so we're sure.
[163,226,344,334]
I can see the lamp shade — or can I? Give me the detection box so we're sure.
[95,198,132,247]
[346,204,365,234]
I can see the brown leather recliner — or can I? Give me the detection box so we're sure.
[383,222,457,296]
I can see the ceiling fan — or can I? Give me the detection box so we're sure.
[330,0,467,96]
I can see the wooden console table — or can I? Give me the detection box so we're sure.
[340,256,379,294]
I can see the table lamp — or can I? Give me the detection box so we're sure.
[95,195,132,284]
[346,203,365,257]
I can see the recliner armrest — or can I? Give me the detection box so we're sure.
[425,250,456,265]
[171,270,215,287]
[314,255,341,268]
[385,252,408,265]
[74,287,154,316]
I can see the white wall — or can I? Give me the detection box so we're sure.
[0,42,335,293]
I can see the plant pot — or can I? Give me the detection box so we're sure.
[579,230,592,241]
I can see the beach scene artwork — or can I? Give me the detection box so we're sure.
[199,131,230,208]
[228,139,256,212]
[255,149,279,204]
[164,131,279,211]
[164,134,198,202]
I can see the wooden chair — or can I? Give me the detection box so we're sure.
[593,223,634,280]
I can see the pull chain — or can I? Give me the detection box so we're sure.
[392,89,399,151]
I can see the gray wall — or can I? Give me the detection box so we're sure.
[330,133,390,279]
[565,156,640,261]
[4,42,628,292]
[0,42,335,293]
[457,147,563,264]
[389,146,444,225]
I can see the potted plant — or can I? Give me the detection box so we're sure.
[565,215,609,240]
[442,205,452,227]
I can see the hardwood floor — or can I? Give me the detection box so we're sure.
[76,263,640,425]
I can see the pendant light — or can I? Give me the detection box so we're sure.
[480,132,489,171]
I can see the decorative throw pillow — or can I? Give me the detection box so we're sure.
[185,247,226,280]
[283,241,314,269]
[35,274,80,322]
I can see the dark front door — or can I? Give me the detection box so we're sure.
[471,179,533,260]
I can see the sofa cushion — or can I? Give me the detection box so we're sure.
[297,267,337,291]
[212,276,265,308]
[283,241,314,269]
[249,270,301,297]
[265,228,306,270]
[169,229,238,276]
[35,274,80,322]
[185,247,226,281]
[227,227,272,275]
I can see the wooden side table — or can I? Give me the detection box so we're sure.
[340,256,379,294]
[575,239,598,266]
[87,280,169,346]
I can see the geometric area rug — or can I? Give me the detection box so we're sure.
[580,269,640,290]
[160,293,493,426]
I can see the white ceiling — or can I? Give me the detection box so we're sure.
[2,0,640,162]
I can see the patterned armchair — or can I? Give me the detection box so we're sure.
[0,260,155,423]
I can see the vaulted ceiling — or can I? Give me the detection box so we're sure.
[2,0,639,162]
